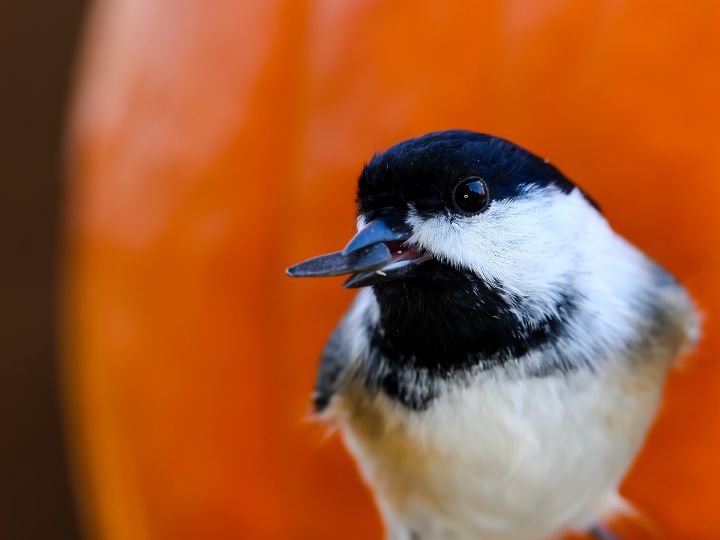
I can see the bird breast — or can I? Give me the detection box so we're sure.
[330,357,670,540]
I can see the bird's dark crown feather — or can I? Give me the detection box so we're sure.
[357,130,599,220]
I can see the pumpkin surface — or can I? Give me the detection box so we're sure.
[67,1,720,538]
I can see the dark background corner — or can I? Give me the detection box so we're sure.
[0,0,89,538]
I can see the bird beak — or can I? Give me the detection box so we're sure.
[286,217,431,288]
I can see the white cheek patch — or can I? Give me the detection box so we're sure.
[405,188,632,321]
[408,189,582,281]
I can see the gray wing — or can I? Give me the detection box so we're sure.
[313,293,370,412]
[648,263,700,353]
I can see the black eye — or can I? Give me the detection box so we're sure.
[452,177,489,215]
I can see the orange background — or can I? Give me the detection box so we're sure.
[66,1,720,539]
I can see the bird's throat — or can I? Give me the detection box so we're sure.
[369,261,573,373]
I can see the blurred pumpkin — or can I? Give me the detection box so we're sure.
[66,1,720,539]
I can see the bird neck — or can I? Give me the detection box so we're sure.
[370,261,573,373]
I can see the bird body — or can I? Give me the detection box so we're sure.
[327,284,691,540]
[288,131,699,540]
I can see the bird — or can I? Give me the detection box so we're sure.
[286,130,699,540]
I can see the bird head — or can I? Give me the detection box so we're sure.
[288,131,603,310]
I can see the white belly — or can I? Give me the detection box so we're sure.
[331,359,669,540]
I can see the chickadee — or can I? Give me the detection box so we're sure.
[287,130,699,540]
